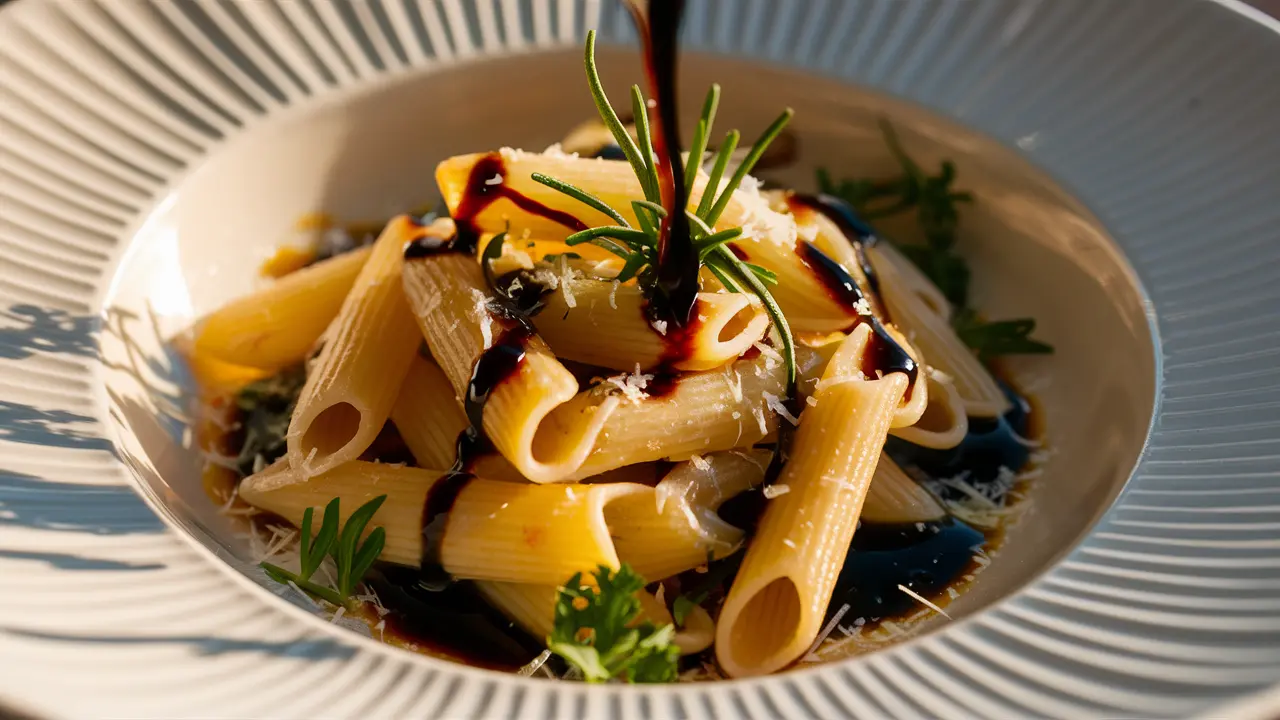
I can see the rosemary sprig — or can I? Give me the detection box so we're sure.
[261,495,387,608]
[532,30,798,392]
[817,121,1053,359]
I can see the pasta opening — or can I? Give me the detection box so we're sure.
[300,402,362,463]
[716,304,757,343]
[724,577,801,670]
[914,390,954,432]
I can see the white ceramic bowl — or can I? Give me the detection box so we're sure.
[1,1,1278,718]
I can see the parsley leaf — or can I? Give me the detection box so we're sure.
[548,564,680,683]
[817,120,1052,358]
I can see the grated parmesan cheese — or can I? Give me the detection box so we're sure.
[782,538,797,549]
[558,256,577,308]
[897,584,952,619]
[609,279,619,309]
[484,173,503,186]
[763,484,790,499]
[652,319,668,336]
[763,391,800,426]
[802,603,850,661]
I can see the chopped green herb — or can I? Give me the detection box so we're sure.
[817,121,1052,358]
[548,564,680,683]
[261,495,387,608]
[233,366,305,476]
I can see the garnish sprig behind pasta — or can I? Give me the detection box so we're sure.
[529,30,798,393]
[260,494,387,607]
[817,121,1053,359]
[549,563,680,683]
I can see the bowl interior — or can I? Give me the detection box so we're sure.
[99,47,1158,659]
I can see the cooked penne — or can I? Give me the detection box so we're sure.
[606,449,769,581]
[193,246,371,370]
[402,237,620,483]
[438,152,860,334]
[861,453,946,524]
[870,242,1011,417]
[889,369,968,449]
[569,352,786,480]
[715,325,911,677]
[391,354,468,469]
[239,460,651,584]
[475,581,714,655]
[286,219,422,476]
[197,24,1051,683]
[527,272,769,372]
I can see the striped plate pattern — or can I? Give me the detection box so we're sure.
[2,0,1279,717]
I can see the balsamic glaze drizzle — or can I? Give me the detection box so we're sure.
[796,241,918,390]
[405,153,588,260]
[627,0,700,328]
[788,192,884,298]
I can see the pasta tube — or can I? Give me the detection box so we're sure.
[286,219,421,476]
[402,237,620,484]
[238,460,650,585]
[391,354,468,469]
[606,449,769,581]
[861,453,946,524]
[193,246,371,370]
[889,369,968,449]
[715,324,911,677]
[870,242,1010,417]
[529,273,769,372]
[568,352,787,480]
[437,152,855,333]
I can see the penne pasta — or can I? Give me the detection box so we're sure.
[889,369,968,449]
[286,219,422,477]
[194,24,1054,684]
[861,453,946,524]
[715,325,911,677]
[527,271,769,372]
[193,246,371,370]
[238,459,651,585]
[402,236,621,484]
[606,449,769,581]
[391,354,468,469]
[569,352,786,480]
[437,152,859,334]
[870,242,1011,417]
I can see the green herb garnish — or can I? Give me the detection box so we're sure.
[532,30,798,394]
[233,366,305,476]
[261,495,387,607]
[953,308,1053,361]
[817,120,1052,358]
[548,563,680,683]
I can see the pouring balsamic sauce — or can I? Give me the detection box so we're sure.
[628,0,701,329]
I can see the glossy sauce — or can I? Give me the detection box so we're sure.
[796,240,918,389]
[627,0,700,327]
[787,193,883,298]
[416,152,588,256]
